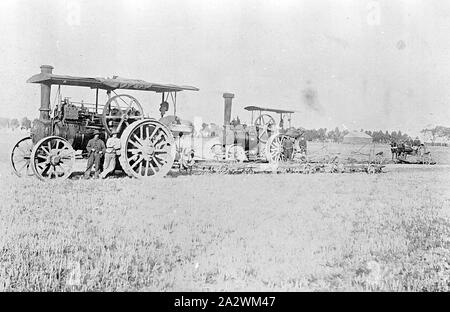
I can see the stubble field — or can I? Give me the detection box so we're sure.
[0,131,449,291]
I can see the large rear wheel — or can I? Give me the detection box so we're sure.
[119,119,176,178]
[265,134,290,164]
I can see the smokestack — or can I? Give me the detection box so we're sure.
[39,65,53,120]
[223,93,234,126]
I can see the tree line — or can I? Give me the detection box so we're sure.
[1,116,449,145]
[301,125,450,144]
[299,127,412,143]
[0,117,32,130]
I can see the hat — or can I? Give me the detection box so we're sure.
[93,130,101,135]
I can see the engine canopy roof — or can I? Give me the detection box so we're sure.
[27,73,199,93]
[244,106,295,114]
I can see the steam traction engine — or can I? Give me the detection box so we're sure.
[10,65,198,180]
[210,94,307,164]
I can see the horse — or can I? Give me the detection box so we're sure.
[390,141,399,160]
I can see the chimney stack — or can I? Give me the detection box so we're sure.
[223,93,234,126]
[39,65,54,120]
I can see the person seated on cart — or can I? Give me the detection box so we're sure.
[412,137,421,152]
[83,130,106,179]
[100,130,121,179]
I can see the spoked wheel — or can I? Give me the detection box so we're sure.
[367,164,376,175]
[265,134,291,164]
[30,136,76,181]
[226,144,246,162]
[102,94,144,135]
[10,137,34,177]
[210,144,225,160]
[254,114,276,144]
[422,153,432,165]
[397,153,407,162]
[374,152,385,165]
[119,119,176,178]
[178,148,195,173]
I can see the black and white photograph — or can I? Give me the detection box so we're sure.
[0,0,449,297]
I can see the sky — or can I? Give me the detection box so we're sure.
[1,0,450,136]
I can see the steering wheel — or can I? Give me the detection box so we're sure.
[254,114,276,144]
[102,94,144,135]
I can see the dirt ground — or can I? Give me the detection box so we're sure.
[1,131,450,291]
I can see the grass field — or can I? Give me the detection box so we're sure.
[1,131,449,291]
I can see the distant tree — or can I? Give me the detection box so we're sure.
[0,117,10,128]
[390,131,397,142]
[21,117,32,130]
[334,127,342,142]
[313,128,326,141]
[372,130,386,143]
[10,118,19,130]
[303,129,320,141]
[384,131,390,143]
[326,130,333,140]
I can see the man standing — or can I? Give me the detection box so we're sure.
[84,130,106,179]
[100,130,121,179]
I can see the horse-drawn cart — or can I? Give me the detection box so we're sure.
[390,141,435,164]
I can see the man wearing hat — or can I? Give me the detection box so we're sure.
[100,130,121,179]
[84,130,106,179]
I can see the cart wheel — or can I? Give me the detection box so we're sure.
[11,137,34,177]
[375,153,385,165]
[266,134,290,164]
[336,163,345,173]
[102,94,144,135]
[30,136,76,181]
[226,144,246,162]
[119,119,175,178]
[367,165,376,175]
[324,163,334,173]
[210,144,225,160]
[179,148,195,174]
[422,153,432,165]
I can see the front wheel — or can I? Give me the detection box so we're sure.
[30,136,76,181]
[210,143,225,160]
[226,144,246,162]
